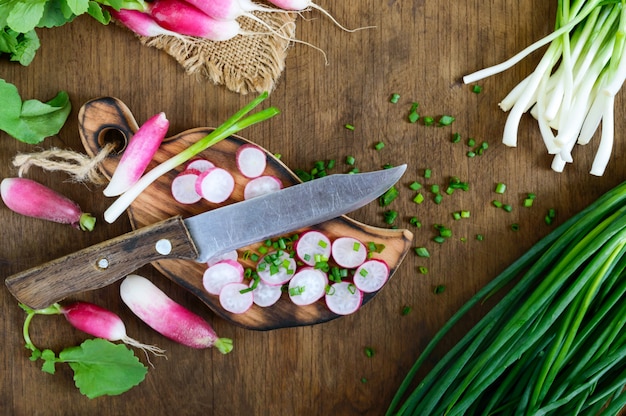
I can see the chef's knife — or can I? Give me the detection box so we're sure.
[6,165,407,309]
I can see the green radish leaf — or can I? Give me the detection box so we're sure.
[59,339,147,399]
[63,0,90,16]
[8,29,40,65]
[38,0,77,28]
[6,0,48,33]
[0,79,71,144]
[86,1,110,25]
[40,349,58,374]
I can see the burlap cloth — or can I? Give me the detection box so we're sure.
[134,11,297,95]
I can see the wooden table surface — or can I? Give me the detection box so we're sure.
[2,1,624,415]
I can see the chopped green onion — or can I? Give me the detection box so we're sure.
[431,184,440,194]
[433,285,446,294]
[467,151,476,158]
[414,247,430,258]
[511,223,520,231]
[453,211,462,221]
[345,123,355,131]
[495,182,507,194]
[475,234,484,241]
[359,268,368,277]
[409,217,422,227]
[408,103,420,123]
[352,242,361,251]
[423,116,434,126]
[289,286,305,296]
[374,141,385,150]
[379,186,399,207]
[434,194,443,204]
[424,169,432,179]
[345,155,355,166]
[451,132,461,143]
[419,266,428,274]
[438,115,455,126]
[390,93,401,103]
[364,347,375,357]
[413,193,425,204]
[401,306,412,316]
[384,210,398,225]
[503,204,513,213]
[472,85,483,93]
[492,200,503,208]
[409,181,422,191]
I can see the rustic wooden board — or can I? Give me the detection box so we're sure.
[77,97,413,330]
[2,1,625,415]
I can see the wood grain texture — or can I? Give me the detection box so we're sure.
[77,97,413,330]
[1,1,624,415]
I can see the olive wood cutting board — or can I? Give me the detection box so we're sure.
[78,97,414,330]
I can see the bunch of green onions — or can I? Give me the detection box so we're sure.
[387,181,626,415]
[464,0,626,176]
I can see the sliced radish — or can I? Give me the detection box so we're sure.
[236,144,267,178]
[195,167,235,203]
[243,176,283,200]
[207,249,239,267]
[202,259,244,295]
[331,236,368,268]
[353,259,390,293]
[219,282,254,314]
[250,279,283,307]
[295,230,332,266]
[171,169,202,204]
[288,267,328,306]
[185,158,215,173]
[257,250,297,286]
[325,281,363,315]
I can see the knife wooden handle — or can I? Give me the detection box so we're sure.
[5,216,198,309]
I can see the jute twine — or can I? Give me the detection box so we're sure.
[135,11,297,94]
[12,144,115,185]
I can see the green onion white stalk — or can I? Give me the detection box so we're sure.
[104,92,279,223]
[463,0,626,176]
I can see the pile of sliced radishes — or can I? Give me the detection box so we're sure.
[203,230,390,316]
[170,143,283,205]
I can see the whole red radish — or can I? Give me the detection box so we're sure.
[1,177,95,231]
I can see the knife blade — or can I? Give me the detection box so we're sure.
[6,165,406,309]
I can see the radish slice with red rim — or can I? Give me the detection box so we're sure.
[325,281,363,315]
[257,250,296,286]
[353,259,390,293]
[250,279,283,307]
[207,249,239,267]
[171,169,202,204]
[331,236,367,268]
[288,267,328,306]
[243,176,283,200]
[236,144,267,178]
[195,167,235,203]
[219,282,254,314]
[295,230,331,266]
[185,158,215,173]
[202,259,244,295]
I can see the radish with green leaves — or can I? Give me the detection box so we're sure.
[35,302,166,357]
[104,92,278,223]
[104,112,169,197]
[120,274,233,353]
[1,177,96,231]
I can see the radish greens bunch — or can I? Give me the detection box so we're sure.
[463,0,626,176]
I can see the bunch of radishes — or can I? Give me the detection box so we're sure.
[110,0,339,41]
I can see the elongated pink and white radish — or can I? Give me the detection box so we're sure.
[104,112,169,197]
[57,301,166,357]
[148,0,242,40]
[180,0,288,22]
[236,143,267,178]
[257,250,297,285]
[325,281,363,315]
[295,230,331,266]
[250,279,282,307]
[331,236,367,268]
[171,169,203,204]
[109,8,183,38]
[185,158,215,173]
[207,249,239,266]
[120,274,233,353]
[219,282,254,314]
[353,259,389,293]
[1,177,96,231]
[288,267,327,306]
[195,167,235,203]
[202,259,245,295]
[243,175,282,199]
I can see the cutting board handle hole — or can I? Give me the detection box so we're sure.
[98,127,128,154]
